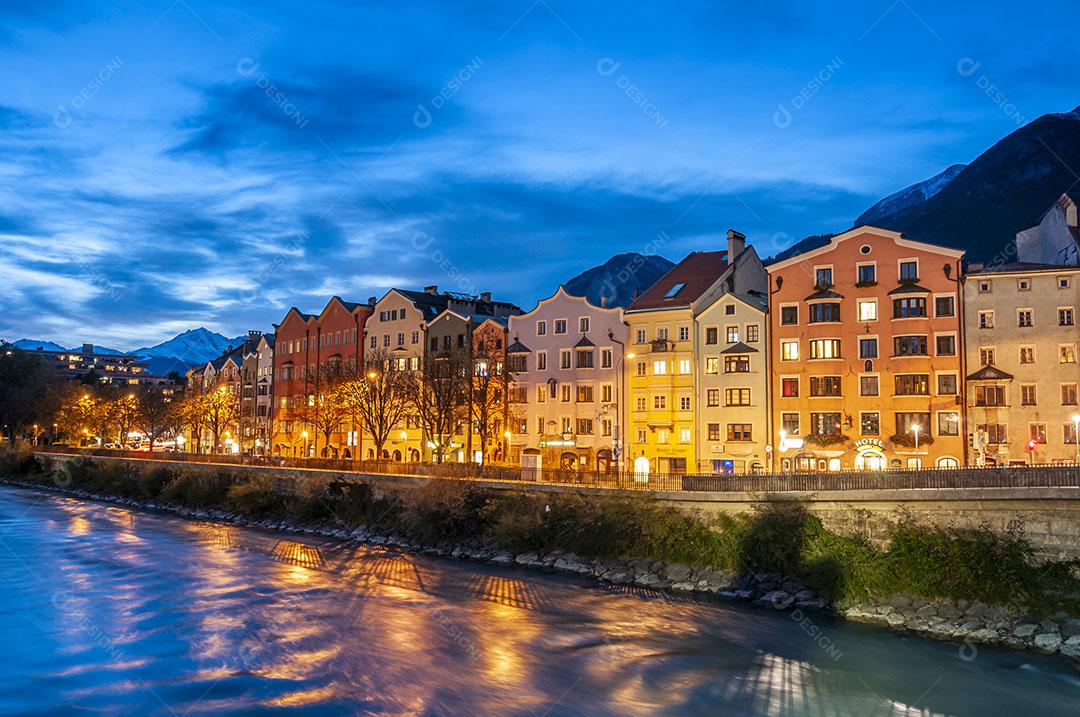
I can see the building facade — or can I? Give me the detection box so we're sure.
[31,343,171,386]
[1016,193,1079,266]
[963,263,1080,465]
[767,226,966,471]
[506,286,627,471]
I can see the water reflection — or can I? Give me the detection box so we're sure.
[3,486,1079,716]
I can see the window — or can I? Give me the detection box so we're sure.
[554,319,567,335]
[857,300,877,322]
[634,395,645,411]
[576,349,594,368]
[724,304,735,315]
[577,418,593,435]
[810,303,841,323]
[894,335,928,356]
[724,355,750,373]
[809,339,841,359]
[726,325,740,342]
[560,350,571,369]
[656,428,669,444]
[677,359,691,375]
[725,388,751,406]
[653,360,667,375]
[861,412,880,436]
[707,423,721,441]
[1066,423,1079,445]
[809,412,841,435]
[974,385,1006,406]
[746,324,759,342]
[653,395,666,409]
[508,354,527,373]
[537,352,547,370]
[636,428,647,443]
[677,428,692,444]
[934,296,955,317]
[815,267,833,287]
[635,328,646,344]
[1019,346,1035,364]
[561,384,571,402]
[781,341,799,361]
[893,297,927,318]
[978,424,1007,444]
[705,327,718,345]
[978,311,994,329]
[1020,385,1037,406]
[895,412,930,437]
[1029,423,1047,444]
[935,335,956,356]
[781,377,798,397]
[1017,309,1034,328]
[1060,308,1075,327]
[978,280,992,293]
[576,385,594,402]
[727,424,753,441]
[678,326,690,342]
[706,389,720,407]
[1061,384,1078,406]
[1062,345,1077,364]
[679,395,691,411]
[809,376,842,396]
[635,361,646,376]
[937,374,957,395]
[1017,278,1031,291]
[579,317,590,333]
[979,347,995,366]
[1060,276,1072,289]
[859,338,878,359]
[781,413,800,435]
[938,412,960,436]
[857,263,876,284]
[656,327,668,341]
[894,374,930,395]
[601,348,612,368]
[705,357,719,375]
[536,321,547,336]
[860,375,879,396]
[899,260,919,281]
[412,331,420,344]
[663,283,686,299]
[780,306,798,325]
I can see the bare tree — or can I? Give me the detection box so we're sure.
[470,336,514,465]
[134,386,178,452]
[308,364,352,458]
[408,349,469,463]
[204,386,240,453]
[340,349,413,461]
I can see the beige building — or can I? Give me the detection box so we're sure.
[964,263,1080,465]
[695,289,769,474]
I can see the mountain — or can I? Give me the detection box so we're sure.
[11,339,68,352]
[131,328,244,376]
[857,164,966,226]
[564,252,675,308]
[773,105,1080,264]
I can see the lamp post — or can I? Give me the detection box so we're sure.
[1073,414,1080,465]
[911,424,921,468]
[300,430,309,459]
[607,329,630,473]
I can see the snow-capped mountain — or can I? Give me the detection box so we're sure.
[131,328,247,376]
[855,164,966,227]
[10,339,68,352]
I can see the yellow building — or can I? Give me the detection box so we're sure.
[624,230,762,475]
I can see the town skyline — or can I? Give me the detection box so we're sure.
[3,2,1079,346]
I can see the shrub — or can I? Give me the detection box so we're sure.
[225,477,289,518]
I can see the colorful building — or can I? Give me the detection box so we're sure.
[963,263,1080,465]
[767,226,966,471]
[505,285,627,471]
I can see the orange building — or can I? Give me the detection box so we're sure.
[767,227,966,471]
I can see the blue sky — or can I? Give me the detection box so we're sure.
[0,0,1076,349]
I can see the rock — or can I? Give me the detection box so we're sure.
[927,622,955,638]
[1033,633,1062,654]
[733,590,753,600]
[956,599,969,611]
[663,563,694,582]
[756,591,794,610]
[915,604,939,618]
[489,551,513,566]
[1060,636,1080,659]
[793,590,816,603]
[937,605,962,621]
[781,580,804,593]
[968,628,999,644]
[634,571,663,588]
[886,613,907,628]
[796,598,830,611]
[907,618,930,633]
[514,552,541,566]
[1012,623,1038,639]
[1062,620,1080,639]
[671,581,697,592]
[887,593,913,609]
[1039,619,1060,635]
[958,620,984,632]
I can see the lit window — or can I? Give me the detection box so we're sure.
[858,300,877,322]
[781,341,799,361]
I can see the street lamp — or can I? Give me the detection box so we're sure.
[1073,414,1080,465]
[911,424,921,467]
[608,330,630,472]
[300,430,309,458]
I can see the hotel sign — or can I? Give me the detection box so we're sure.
[854,438,884,450]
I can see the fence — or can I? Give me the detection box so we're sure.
[35,446,1080,493]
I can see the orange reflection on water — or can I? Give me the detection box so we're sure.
[264,684,339,708]
[68,515,90,536]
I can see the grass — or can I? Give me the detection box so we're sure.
[3,446,1077,615]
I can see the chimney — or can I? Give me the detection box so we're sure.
[726,229,746,260]
[367,296,376,305]
[479,291,492,303]
[424,285,438,295]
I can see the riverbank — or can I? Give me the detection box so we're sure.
[3,449,1079,665]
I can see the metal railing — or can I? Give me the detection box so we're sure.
[34,446,1080,493]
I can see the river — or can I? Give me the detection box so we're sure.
[0,486,1077,716]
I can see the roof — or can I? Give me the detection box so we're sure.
[768,226,965,272]
[574,335,595,348]
[804,288,845,301]
[887,283,931,295]
[966,262,1079,276]
[626,251,728,312]
[507,340,531,354]
[967,365,1014,381]
[720,341,759,354]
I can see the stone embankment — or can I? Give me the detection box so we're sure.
[7,478,1078,665]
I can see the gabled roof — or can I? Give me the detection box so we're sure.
[967,365,1014,381]
[887,283,931,295]
[768,226,965,272]
[805,288,845,301]
[720,341,759,354]
[627,251,729,312]
[574,335,595,348]
[507,340,531,354]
